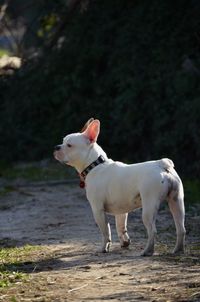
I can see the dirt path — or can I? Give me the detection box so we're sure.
[0,183,200,301]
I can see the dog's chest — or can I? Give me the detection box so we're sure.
[103,193,142,214]
[85,163,142,214]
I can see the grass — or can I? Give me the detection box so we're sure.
[0,245,43,289]
[0,185,16,197]
[0,271,26,288]
[183,179,200,205]
[0,160,76,182]
[0,48,11,58]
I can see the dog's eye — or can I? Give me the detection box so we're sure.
[67,143,72,148]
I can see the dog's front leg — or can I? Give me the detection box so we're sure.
[115,214,130,248]
[92,209,112,253]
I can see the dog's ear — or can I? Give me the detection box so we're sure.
[80,118,94,133]
[83,119,100,143]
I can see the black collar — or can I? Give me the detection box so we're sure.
[81,155,106,178]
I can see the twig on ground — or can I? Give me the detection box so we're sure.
[68,276,102,293]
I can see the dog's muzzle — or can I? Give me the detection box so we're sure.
[54,145,62,151]
[54,145,67,163]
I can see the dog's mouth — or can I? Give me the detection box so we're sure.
[53,151,59,160]
[54,151,69,165]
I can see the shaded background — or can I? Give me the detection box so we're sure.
[0,0,200,178]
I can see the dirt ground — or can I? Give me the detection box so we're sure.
[0,181,200,302]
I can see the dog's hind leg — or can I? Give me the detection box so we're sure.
[168,193,186,254]
[141,200,159,256]
[115,213,130,248]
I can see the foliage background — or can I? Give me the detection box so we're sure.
[0,0,200,178]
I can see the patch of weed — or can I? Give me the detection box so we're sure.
[0,245,43,288]
[0,270,26,288]
[10,297,18,302]
[0,186,16,197]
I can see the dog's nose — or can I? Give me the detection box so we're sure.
[54,145,61,151]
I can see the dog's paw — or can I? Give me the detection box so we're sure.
[102,241,112,253]
[172,248,185,255]
[121,239,131,248]
[141,249,154,257]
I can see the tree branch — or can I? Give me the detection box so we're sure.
[0,0,10,24]
[44,0,86,51]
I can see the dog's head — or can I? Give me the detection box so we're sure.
[54,118,100,169]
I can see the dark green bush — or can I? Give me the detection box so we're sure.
[0,0,200,177]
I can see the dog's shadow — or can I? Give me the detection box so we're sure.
[2,242,198,276]
[0,243,142,275]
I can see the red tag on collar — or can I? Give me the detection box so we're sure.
[79,180,85,188]
[78,173,85,188]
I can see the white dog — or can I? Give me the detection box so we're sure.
[54,118,186,256]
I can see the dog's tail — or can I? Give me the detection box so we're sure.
[158,158,174,172]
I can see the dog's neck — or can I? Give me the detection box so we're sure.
[73,143,108,174]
